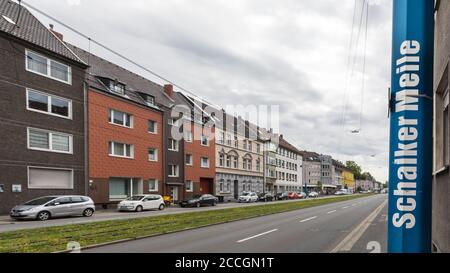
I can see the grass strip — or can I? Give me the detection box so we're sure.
[0,194,372,253]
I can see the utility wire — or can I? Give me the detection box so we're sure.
[20,0,224,112]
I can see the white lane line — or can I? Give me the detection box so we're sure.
[299,216,317,223]
[327,210,337,214]
[330,199,388,253]
[351,203,357,207]
[342,206,350,209]
[237,229,278,243]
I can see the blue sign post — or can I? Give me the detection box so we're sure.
[388,0,434,253]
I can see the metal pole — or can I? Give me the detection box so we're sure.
[388,0,434,253]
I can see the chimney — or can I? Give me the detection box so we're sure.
[164,84,174,98]
[49,24,64,41]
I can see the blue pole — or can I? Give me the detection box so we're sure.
[388,0,434,253]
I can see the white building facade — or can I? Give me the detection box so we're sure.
[274,135,303,193]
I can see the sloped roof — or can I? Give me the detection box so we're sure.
[67,44,174,109]
[278,136,302,155]
[0,0,85,64]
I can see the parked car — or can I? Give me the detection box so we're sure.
[335,190,345,195]
[10,195,95,221]
[118,195,165,212]
[275,192,289,201]
[258,192,274,202]
[179,194,219,208]
[288,192,300,199]
[308,191,319,198]
[298,192,307,199]
[238,192,259,203]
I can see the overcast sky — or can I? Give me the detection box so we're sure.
[25,0,392,182]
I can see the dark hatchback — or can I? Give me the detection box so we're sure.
[275,192,289,201]
[179,194,219,208]
[258,192,274,202]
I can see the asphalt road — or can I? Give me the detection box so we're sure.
[0,195,353,233]
[84,194,388,253]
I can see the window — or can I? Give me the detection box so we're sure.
[201,157,210,168]
[148,120,157,134]
[256,144,261,153]
[26,50,72,84]
[256,159,261,171]
[109,81,125,94]
[168,138,179,151]
[145,95,155,106]
[148,148,158,162]
[109,141,134,158]
[149,179,158,192]
[233,156,238,168]
[226,155,231,168]
[243,140,247,150]
[219,180,224,193]
[28,167,73,189]
[28,128,72,154]
[109,109,133,128]
[242,182,246,191]
[234,137,238,148]
[169,165,179,177]
[227,134,232,146]
[201,136,209,146]
[26,89,72,119]
[247,183,251,191]
[248,141,252,151]
[185,131,193,142]
[186,180,193,192]
[226,181,231,192]
[219,153,224,167]
[186,154,193,166]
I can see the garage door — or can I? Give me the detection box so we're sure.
[28,167,73,189]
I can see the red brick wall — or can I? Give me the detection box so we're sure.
[88,90,164,202]
[184,122,215,196]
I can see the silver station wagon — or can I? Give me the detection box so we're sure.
[10,195,95,221]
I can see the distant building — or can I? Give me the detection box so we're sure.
[274,135,303,193]
[342,170,355,192]
[301,151,321,192]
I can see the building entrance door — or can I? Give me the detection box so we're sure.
[170,187,179,202]
[234,180,239,199]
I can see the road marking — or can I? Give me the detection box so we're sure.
[237,229,278,243]
[327,210,337,214]
[330,199,388,253]
[352,203,357,207]
[299,216,317,223]
[342,206,350,209]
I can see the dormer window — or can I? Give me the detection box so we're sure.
[145,95,155,106]
[109,81,125,94]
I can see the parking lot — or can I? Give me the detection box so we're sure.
[0,195,347,233]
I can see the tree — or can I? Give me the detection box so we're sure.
[346,161,362,179]
[317,181,322,193]
[362,172,375,181]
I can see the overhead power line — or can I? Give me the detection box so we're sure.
[19,0,225,112]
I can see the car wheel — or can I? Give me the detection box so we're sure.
[37,211,50,221]
[135,205,143,212]
[212,201,217,206]
[83,208,94,217]
[196,202,201,208]
[158,204,165,210]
